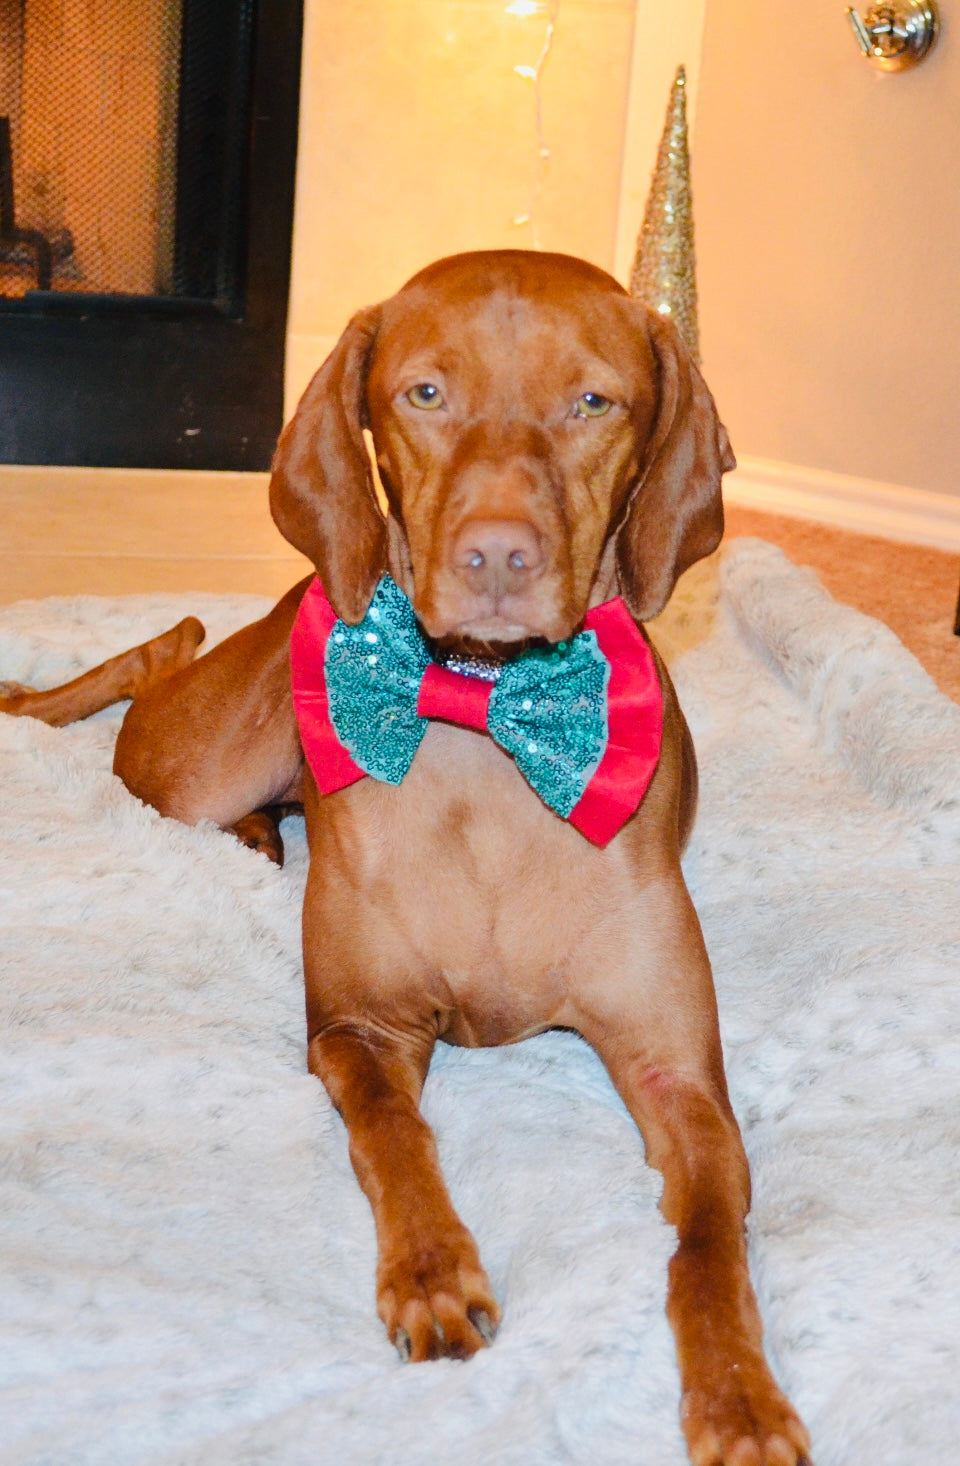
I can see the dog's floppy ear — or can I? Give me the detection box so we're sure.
[615,305,735,622]
[269,305,387,624]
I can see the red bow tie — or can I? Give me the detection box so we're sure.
[290,576,663,847]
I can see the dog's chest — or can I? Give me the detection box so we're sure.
[312,722,635,1045]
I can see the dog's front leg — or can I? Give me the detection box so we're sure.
[621,1065,809,1466]
[309,1024,501,1362]
[576,875,812,1466]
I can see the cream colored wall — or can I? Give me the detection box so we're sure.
[692,0,960,500]
[285,0,638,414]
[286,0,959,512]
[613,0,707,282]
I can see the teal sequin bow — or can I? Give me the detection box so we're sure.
[322,575,610,819]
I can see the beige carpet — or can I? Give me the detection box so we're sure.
[724,506,960,703]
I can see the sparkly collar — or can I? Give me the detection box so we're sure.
[434,649,504,683]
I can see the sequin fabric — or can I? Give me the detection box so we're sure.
[488,636,609,817]
[322,575,611,813]
[324,575,430,785]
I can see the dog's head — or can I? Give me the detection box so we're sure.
[270,250,734,649]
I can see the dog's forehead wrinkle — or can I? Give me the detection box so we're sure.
[381,279,634,392]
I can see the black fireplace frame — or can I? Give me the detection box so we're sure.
[0,0,303,471]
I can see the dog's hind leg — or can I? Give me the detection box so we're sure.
[113,579,309,856]
[230,803,304,866]
[0,617,206,727]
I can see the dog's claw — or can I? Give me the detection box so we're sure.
[469,1307,497,1346]
[394,1327,412,1363]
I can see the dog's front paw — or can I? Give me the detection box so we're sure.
[377,1224,500,1363]
[681,1356,811,1466]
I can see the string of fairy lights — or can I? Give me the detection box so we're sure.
[505,0,560,248]
[502,10,698,359]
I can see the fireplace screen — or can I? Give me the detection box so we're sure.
[0,0,298,470]
[0,0,252,308]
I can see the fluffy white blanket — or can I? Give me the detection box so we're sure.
[1,540,958,1466]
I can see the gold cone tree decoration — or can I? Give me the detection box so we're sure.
[629,65,699,364]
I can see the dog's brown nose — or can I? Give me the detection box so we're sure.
[451,519,545,599]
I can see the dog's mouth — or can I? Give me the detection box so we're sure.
[409,562,584,660]
[443,619,544,646]
[415,599,580,656]
[426,628,556,669]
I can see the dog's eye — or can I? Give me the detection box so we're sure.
[406,383,444,410]
[573,392,612,418]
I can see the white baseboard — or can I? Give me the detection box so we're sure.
[725,457,960,554]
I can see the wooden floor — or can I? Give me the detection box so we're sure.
[0,465,309,604]
[2,465,957,702]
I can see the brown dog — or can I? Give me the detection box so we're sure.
[4,251,810,1466]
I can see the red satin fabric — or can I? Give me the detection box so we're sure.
[417,663,493,730]
[289,576,368,796]
[568,598,663,846]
